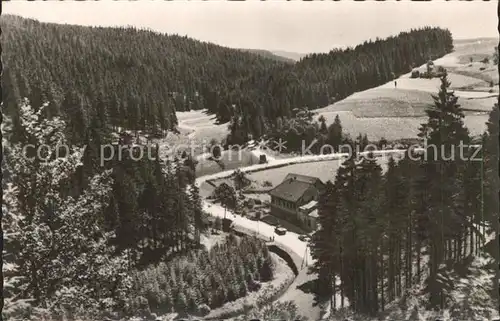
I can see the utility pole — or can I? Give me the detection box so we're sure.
[301,244,309,270]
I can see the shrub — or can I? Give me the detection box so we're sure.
[233,169,251,190]
[214,217,222,230]
[481,57,490,64]
[198,304,211,316]
[263,180,273,187]
[435,71,447,78]
[410,70,420,78]
[209,138,222,159]
[133,296,152,318]
[479,67,486,71]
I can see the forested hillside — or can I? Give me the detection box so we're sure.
[241,48,296,63]
[1,15,284,142]
[226,27,454,144]
[3,15,453,145]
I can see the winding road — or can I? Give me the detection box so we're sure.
[193,148,422,320]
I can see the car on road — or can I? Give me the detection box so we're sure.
[274,226,287,235]
[298,234,311,242]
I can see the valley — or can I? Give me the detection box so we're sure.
[170,38,499,321]
[2,7,498,321]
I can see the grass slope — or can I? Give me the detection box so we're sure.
[245,158,391,187]
[196,150,260,178]
[314,38,497,142]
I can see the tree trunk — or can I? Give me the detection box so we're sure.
[388,237,394,302]
[340,244,345,308]
[417,238,421,284]
[380,240,385,311]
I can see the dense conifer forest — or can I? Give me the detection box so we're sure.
[2,15,452,145]
[132,236,274,315]
[1,15,283,142]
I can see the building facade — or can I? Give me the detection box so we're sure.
[269,173,325,231]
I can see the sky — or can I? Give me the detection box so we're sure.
[3,1,498,54]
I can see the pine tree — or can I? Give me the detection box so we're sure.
[332,149,358,310]
[327,115,343,152]
[310,181,341,306]
[214,183,237,220]
[319,115,328,134]
[418,72,471,309]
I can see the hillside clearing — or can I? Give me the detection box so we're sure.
[166,109,230,156]
[378,73,489,92]
[196,150,261,177]
[244,158,391,187]
[318,88,495,119]
[315,111,488,141]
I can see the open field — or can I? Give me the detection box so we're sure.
[452,38,498,63]
[318,88,495,118]
[437,38,499,84]
[447,63,498,85]
[316,111,489,141]
[196,150,261,177]
[176,110,229,142]
[379,74,489,92]
[155,109,229,157]
[312,38,497,142]
[245,158,391,187]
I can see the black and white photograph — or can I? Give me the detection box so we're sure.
[1,1,499,321]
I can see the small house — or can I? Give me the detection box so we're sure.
[269,173,326,231]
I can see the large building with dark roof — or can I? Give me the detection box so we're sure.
[269,173,326,230]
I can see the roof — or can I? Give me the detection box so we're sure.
[299,200,318,211]
[270,173,323,203]
[270,180,313,203]
[284,173,323,185]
